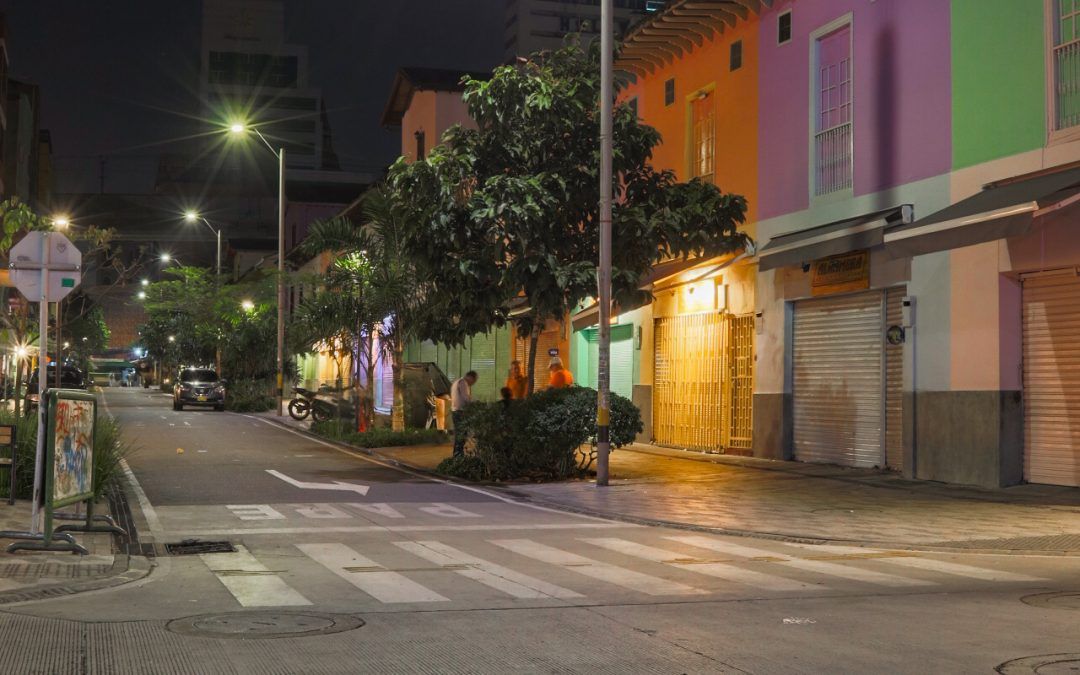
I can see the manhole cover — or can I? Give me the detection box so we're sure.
[997,653,1080,673]
[1020,591,1080,611]
[168,611,364,639]
[165,540,237,556]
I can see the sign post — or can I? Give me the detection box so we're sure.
[0,231,86,553]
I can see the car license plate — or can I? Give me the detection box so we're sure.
[197,395,207,402]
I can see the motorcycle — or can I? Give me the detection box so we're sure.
[288,387,339,423]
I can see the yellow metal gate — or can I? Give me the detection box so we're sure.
[653,312,754,451]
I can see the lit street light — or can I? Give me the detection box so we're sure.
[167,335,175,343]
[52,215,71,230]
[241,299,255,312]
[227,119,286,416]
[160,253,172,263]
[137,291,147,300]
[141,278,150,287]
[183,210,222,279]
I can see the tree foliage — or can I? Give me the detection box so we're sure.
[390,42,750,381]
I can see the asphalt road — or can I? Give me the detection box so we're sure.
[1,387,1078,674]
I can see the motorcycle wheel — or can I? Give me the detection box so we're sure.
[288,399,311,420]
[311,406,332,423]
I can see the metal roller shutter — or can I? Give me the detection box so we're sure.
[516,327,562,391]
[885,286,906,471]
[793,291,885,468]
[469,331,498,402]
[1023,273,1080,487]
[583,325,634,400]
[653,312,728,450]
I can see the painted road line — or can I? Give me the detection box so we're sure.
[119,459,162,536]
[668,536,935,588]
[297,543,448,603]
[200,545,311,607]
[582,538,823,592]
[395,541,583,600]
[266,469,370,496]
[788,544,1049,583]
[169,523,640,537]
[492,539,705,597]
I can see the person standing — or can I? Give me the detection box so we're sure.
[505,360,528,400]
[548,356,574,389]
[451,371,478,457]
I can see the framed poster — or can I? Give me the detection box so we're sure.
[45,390,96,511]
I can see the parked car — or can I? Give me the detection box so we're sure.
[25,365,88,415]
[173,368,226,411]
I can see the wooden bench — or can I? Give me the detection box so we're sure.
[0,425,15,505]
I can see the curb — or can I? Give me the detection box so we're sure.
[255,416,1080,557]
[0,554,153,607]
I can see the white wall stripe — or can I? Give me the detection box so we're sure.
[667,536,934,588]
[297,543,448,603]
[199,545,311,607]
[582,538,824,592]
[787,544,1048,583]
[395,541,583,600]
[492,539,705,596]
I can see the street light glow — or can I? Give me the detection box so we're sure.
[184,211,199,223]
[63,341,70,349]
[52,215,71,230]
[229,122,246,135]
[137,291,147,300]
[141,278,150,287]
[168,335,176,343]
[160,253,172,263]
[241,299,255,312]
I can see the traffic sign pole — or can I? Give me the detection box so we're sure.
[31,232,47,533]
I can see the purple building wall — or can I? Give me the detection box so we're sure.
[757,0,952,220]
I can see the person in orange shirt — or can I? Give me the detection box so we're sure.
[548,356,574,389]
[505,360,528,400]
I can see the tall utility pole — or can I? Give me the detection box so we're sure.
[276,147,286,416]
[596,0,613,487]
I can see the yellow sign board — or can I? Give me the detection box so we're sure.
[811,251,870,296]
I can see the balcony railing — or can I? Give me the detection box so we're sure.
[1055,38,1080,130]
[814,122,853,196]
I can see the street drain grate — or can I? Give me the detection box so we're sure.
[164,540,237,556]
[167,611,365,639]
[1020,591,1080,611]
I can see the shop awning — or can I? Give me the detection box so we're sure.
[884,162,1080,259]
[757,205,913,272]
[570,251,748,331]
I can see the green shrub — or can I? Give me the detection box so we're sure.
[434,455,487,481]
[226,379,276,413]
[310,421,446,448]
[440,386,642,482]
[0,406,134,501]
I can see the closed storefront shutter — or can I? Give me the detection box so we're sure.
[516,327,563,391]
[469,331,498,402]
[793,291,885,468]
[582,325,634,400]
[1023,274,1080,487]
[653,312,728,450]
[885,286,906,471]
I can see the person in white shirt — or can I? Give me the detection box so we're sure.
[451,371,477,457]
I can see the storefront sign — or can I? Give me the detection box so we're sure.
[811,251,870,296]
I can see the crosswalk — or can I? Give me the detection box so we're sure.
[195,536,1051,609]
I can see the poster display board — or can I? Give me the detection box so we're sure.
[43,390,96,538]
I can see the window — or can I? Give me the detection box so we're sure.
[691,91,715,182]
[664,78,675,106]
[1052,0,1080,130]
[730,40,743,71]
[778,11,792,44]
[415,130,426,161]
[813,23,853,196]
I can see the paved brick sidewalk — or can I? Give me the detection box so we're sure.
[367,442,1080,552]
[0,499,123,599]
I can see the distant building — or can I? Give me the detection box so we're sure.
[201,0,332,170]
[3,79,41,205]
[503,0,660,61]
[0,13,10,197]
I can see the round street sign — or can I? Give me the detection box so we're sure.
[9,231,82,302]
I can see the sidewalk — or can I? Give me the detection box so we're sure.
[0,498,136,603]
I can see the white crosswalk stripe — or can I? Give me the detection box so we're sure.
[787,544,1049,583]
[199,545,311,607]
[297,543,449,603]
[394,541,584,599]
[667,536,934,588]
[581,537,826,592]
[492,539,706,596]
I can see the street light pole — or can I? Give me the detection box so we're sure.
[596,0,613,487]
[276,145,286,417]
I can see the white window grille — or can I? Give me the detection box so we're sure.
[1054,0,1080,130]
[814,25,852,196]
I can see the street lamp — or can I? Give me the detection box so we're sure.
[167,335,176,343]
[52,215,71,230]
[227,119,286,416]
[241,299,255,312]
[160,253,172,264]
[183,211,222,279]
[141,278,150,287]
[137,291,147,300]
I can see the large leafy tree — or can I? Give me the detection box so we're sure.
[392,42,750,386]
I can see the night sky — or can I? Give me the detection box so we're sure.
[0,1,502,192]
